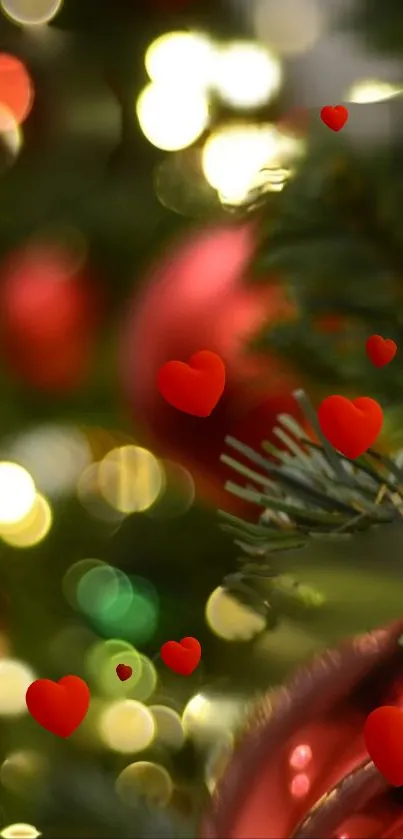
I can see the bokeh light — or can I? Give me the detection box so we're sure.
[206,586,266,641]
[115,761,173,808]
[147,460,195,519]
[129,655,158,703]
[346,79,403,103]
[63,559,107,610]
[149,705,185,750]
[96,649,143,698]
[289,773,310,798]
[99,700,155,753]
[0,493,52,547]
[6,425,92,497]
[0,54,33,129]
[0,106,22,172]
[0,750,47,797]
[77,463,125,524]
[76,563,133,623]
[98,446,163,514]
[213,41,281,109]
[202,124,275,205]
[1,0,63,25]
[136,83,210,152]
[145,32,215,89]
[0,826,41,839]
[0,659,36,716]
[86,638,136,681]
[253,0,324,55]
[0,462,36,526]
[289,743,312,770]
[182,692,243,745]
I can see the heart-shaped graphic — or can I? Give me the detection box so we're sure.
[318,395,383,459]
[366,334,397,368]
[25,675,90,738]
[364,706,403,786]
[320,105,348,131]
[116,663,132,682]
[160,636,201,676]
[157,350,225,417]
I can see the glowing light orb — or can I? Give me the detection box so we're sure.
[145,31,215,88]
[213,41,281,109]
[1,0,63,26]
[99,700,155,753]
[0,462,36,526]
[0,659,36,716]
[137,83,209,152]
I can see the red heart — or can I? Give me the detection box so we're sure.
[160,636,201,676]
[116,663,132,682]
[317,395,383,459]
[157,350,225,417]
[25,675,90,738]
[366,334,397,368]
[364,706,403,786]
[320,105,348,131]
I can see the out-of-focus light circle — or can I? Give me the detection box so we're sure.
[254,0,324,55]
[62,559,106,610]
[0,826,41,839]
[130,655,157,703]
[205,586,266,641]
[149,706,185,750]
[0,106,22,170]
[0,659,36,716]
[116,761,174,808]
[213,42,281,109]
[99,446,163,514]
[202,124,279,204]
[148,460,195,519]
[0,462,36,525]
[289,744,312,770]
[182,693,243,744]
[290,773,310,798]
[77,564,133,624]
[0,494,52,548]
[1,0,63,25]
[137,83,210,152]
[99,700,155,753]
[97,650,143,698]
[346,79,402,103]
[86,638,136,682]
[0,750,47,796]
[0,54,33,128]
[77,463,125,524]
[145,32,215,89]
[7,425,92,497]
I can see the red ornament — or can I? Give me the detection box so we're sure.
[121,223,306,513]
[364,705,403,787]
[0,243,103,393]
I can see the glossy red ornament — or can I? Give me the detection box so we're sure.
[0,242,102,393]
[121,223,306,512]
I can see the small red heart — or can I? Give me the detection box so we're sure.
[157,350,225,417]
[160,636,201,676]
[25,675,90,738]
[116,663,132,682]
[364,706,403,786]
[318,395,383,459]
[320,105,348,132]
[366,334,397,368]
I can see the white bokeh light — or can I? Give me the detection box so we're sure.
[137,82,210,151]
[145,32,215,89]
[213,41,281,109]
[0,463,36,525]
[1,0,63,26]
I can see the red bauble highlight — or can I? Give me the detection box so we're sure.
[121,224,306,512]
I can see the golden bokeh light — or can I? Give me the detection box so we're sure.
[149,705,185,750]
[346,79,402,104]
[1,0,63,25]
[115,761,174,808]
[147,460,195,519]
[202,123,276,203]
[77,463,125,523]
[182,692,243,745]
[0,826,41,839]
[0,462,36,526]
[98,446,163,514]
[213,41,281,109]
[0,659,36,716]
[136,83,210,152]
[0,493,52,548]
[145,32,215,89]
[206,586,266,641]
[99,699,155,753]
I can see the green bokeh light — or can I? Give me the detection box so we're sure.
[77,564,133,622]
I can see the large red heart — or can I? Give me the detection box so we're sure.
[25,675,90,737]
[364,706,403,786]
[320,105,348,132]
[160,636,201,676]
[157,350,225,417]
[317,395,383,459]
[366,334,397,368]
